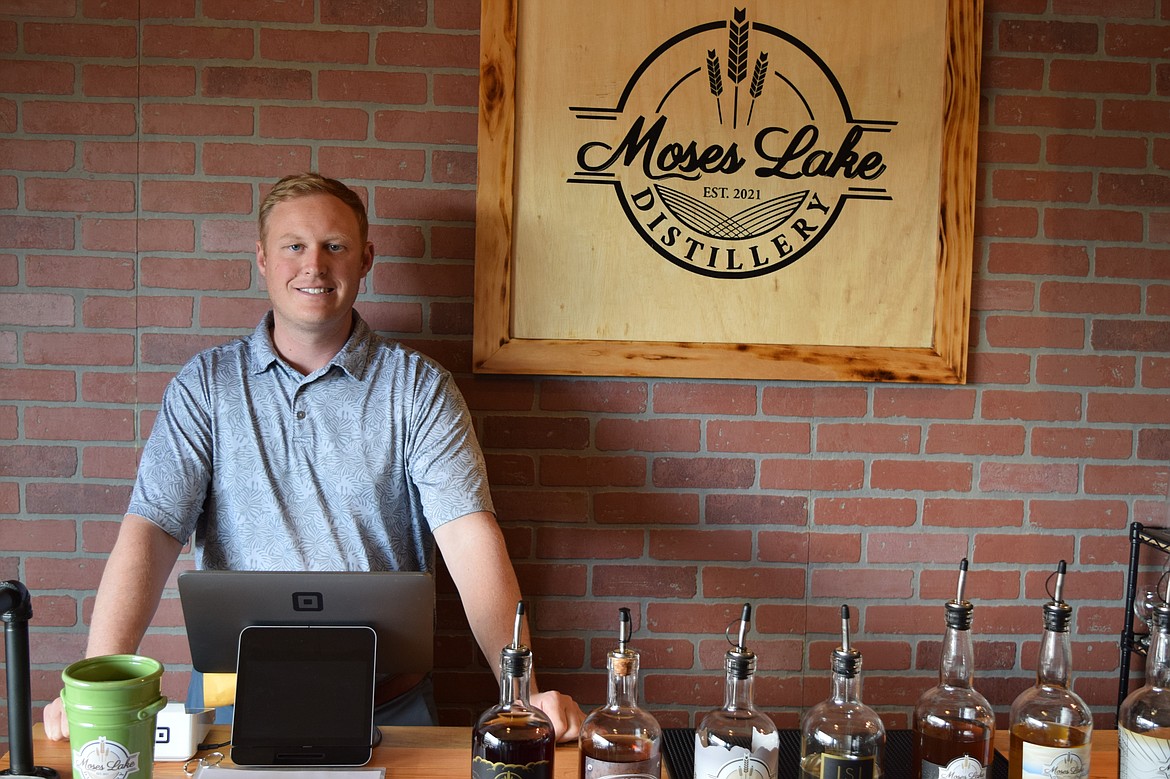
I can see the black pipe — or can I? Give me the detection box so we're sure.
[1,580,59,779]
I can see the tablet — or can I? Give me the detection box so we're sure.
[230,625,376,767]
[178,570,434,676]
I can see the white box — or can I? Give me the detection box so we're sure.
[154,702,215,761]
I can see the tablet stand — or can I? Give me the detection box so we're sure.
[0,580,59,779]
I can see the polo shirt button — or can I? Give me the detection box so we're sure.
[296,410,306,420]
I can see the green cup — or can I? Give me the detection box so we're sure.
[61,655,167,779]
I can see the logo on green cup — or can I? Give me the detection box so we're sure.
[73,736,141,779]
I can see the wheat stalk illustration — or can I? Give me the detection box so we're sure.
[706,50,724,125]
[746,51,768,126]
[727,7,749,128]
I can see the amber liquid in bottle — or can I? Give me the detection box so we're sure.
[472,603,555,779]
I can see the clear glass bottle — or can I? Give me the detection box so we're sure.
[579,607,662,779]
[912,558,995,779]
[800,604,886,778]
[472,602,556,779]
[1008,560,1092,779]
[1119,599,1170,776]
[694,603,779,779]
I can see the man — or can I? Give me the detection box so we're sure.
[43,173,583,741]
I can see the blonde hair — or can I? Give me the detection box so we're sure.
[258,172,369,243]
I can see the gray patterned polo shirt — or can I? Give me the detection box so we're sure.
[127,311,494,573]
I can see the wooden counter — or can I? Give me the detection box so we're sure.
[992,729,1118,779]
[1,725,584,779]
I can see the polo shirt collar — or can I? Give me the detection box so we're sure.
[247,311,374,381]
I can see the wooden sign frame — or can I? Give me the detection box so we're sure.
[474,0,983,382]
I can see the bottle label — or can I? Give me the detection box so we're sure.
[581,755,661,778]
[819,754,876,779]
[72,737,141,779]
[1018,742,1090,779]
[921,755,987,779]
[471,755,552,779]
[693,733,778,779]
[1119,727,1170,778]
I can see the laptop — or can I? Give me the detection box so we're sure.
[177,570,435,676]
[230,624,376,766]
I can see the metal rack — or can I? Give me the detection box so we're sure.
[1119,521,1170,715]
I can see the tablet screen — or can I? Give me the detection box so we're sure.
[231,625,376,766]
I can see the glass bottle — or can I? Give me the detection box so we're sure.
[912,558,996,779]
[694,603,780,779]
[1119,599,1170,776]
[1008,560,1092,779]
[579,607,662,779]
[800,604,886,778]
[472,601,556,779]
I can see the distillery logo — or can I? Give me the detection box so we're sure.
[569,8,895,279]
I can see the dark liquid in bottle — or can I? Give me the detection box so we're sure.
[472,712,555,779]
[912,724,992,778]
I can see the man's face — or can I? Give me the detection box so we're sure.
[257,193,373,342]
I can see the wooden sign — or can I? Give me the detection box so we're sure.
[474,1,983,382]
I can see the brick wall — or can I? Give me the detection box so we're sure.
[1,0,1168,751]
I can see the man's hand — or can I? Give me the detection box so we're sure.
[531,689,585,743]
[43,696,69,741]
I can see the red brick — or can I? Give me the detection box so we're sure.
[140,333,232,366]
[992,169,1093,202]
[919,568,1021,602]
[1043,280,1141,313]
[320,0,426,25]
[649,529,752,562]
[1105,22,1170,57]
[0,446,77,478]
[981,390,1082,422]
[652,383,756,414]
[984,315,1084,349]
[258,105,369,140]
[978,131,1042,165]
[1104,99,1170,133]
[1030,499,1128,530]
[80,63,138,97]
[25,22,137,57]
[813,497,917,527]
[817,423,921,454]
[318,147,426,182]
[973,278,1035,311]
[592,492,697,525]
[594,419,699,452]
[1089,392,1170,424]
[922,498,1025,528]
[1101,173,1170,207]
[26,403,135,440]
[980,462,1079,494]
[432,150,476,185]
[259,29,368,64]
[1092,320,1170,352]
[925,423,1027,456]
[83,445,142,480]
[141,180,252,215]
[761,386,867,417]
[142,24,252,59]
[974,205,1040,237]
[1084,464,1168,496]
[434,73,478,107]
[1040,354,1135,388]
[1050,59,1150,94]
[811,567,913,599]
[705,494,806,526]
[1047,134,1148,169]
[202,0,313,22]
[1044,208,1145,242]
[872,387,976,419]
[25,178,136,214]
[373,110,478,146]
[701,566,805,600]
[198,219,256,254]
[1098,247,1170,280]
[0,293,73,326]
[760,531,860,564]
[367,224,426,257]
[980,57,1045,91]
[870,460,972,492]
[492,490,587,523]
[318,70,427,104]
[1080,534,1129,566]
[540,455,645,487]
[25,332,134,366]
[371,262,472,297]
[202,66,312,100]
[82,141,197,175]
[994,95,1096,129]
[538,379,647,413]
[0,369,75,401]
[25,482,132,516]
[375,31,478,68]
[201,142,312,177]
[143,103,253,137]
[1031,426,1133,459]
[706,420,808,453]
[198,297,268,329]
[535,527,644,560]
[1139,428,1170,460]
[866,533,970,564]
[1142,356,1170,387]
[140,64,197,97]
[972,533,1076,565]
[594,561,692,596]
[140,257,251,290]
[0,138,73,170]
[429,301,471,335]
[652,457,753,489]
[0,60,73,94]
[484,453,533,486]
[759,459,863,492]
[482,416,589,450]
